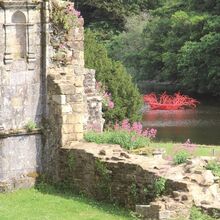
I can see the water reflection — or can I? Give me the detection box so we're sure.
[142,105,220,145]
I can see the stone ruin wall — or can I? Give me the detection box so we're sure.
[0,0,103,190]
[0,0,44,190]
[58,142,220,220]
[58,143,193,220]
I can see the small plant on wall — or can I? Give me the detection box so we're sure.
[51,0,81,32]
[50,0,82,66]
[25,120,37,132]
[153,177,167,197]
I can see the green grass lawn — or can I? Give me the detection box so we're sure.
[149,141,220,157]
[0,184,217,220]
[0,186,135,220]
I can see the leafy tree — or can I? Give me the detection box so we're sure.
[84,30,143,123]
[106,0,220,95]
[107,14,149,80]
[74,0,161,41]
[185,0,220,14]
[178,33,220,95]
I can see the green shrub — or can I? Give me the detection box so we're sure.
[154,177,166,197]
[206,160,220,178]
[84,131,150,150]
[173,151,189,164]
[190,207,217,220]
[84,30,142,124]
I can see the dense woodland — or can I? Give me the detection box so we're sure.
[74,0,220,122]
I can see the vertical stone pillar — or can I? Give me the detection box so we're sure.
[4,25,13,65]
[27,24,36,65]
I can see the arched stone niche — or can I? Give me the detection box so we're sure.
[11,11,27,60]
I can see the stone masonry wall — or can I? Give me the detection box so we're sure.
[42,1,103,181]
[0,0,45,190]
[0,0,103,188]
[58,142,193,220]
[0,134,42,192]
[84,68,103,132]
[59,143,220,219]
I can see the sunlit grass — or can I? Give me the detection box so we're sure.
[148,141,220,157]
[0,186,136,220]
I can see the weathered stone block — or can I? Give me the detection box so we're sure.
[62,124,74,134]
[71,103,85,113]
[74,124,84,133]
[62,114,84,124]
[75,132,84,140]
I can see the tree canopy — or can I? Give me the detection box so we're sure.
[107,0,220,95]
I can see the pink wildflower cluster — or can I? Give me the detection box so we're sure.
[66,3,81,18]
[96,82,114,110]
[114,119,157,139]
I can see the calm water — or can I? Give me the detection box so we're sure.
[142,102,220,145]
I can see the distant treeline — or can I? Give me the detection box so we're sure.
[76,0,220,96]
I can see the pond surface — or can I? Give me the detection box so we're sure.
[142,101,220,145]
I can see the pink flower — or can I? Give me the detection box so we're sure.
[121,119,131,131]
[74,10,81,18]
[142,129,149,137]
[108,101,114,109]
[113,119,157,140]
[148,128,157,139]
[131,122,142,135]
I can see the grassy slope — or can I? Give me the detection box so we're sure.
[149,142,220,157]
[0,187,135,220]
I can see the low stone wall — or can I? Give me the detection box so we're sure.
[0,134,42,192]
[58,142,193,219]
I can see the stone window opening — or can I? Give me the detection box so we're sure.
[11,11,27,60]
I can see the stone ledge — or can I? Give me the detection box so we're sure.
[0,1,41,9]
[0,128,41,139]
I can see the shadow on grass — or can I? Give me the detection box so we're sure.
[34,180,137,219]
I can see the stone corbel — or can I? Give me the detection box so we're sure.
[4,52,13,65]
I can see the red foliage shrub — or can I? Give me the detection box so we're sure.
[143,92,199,110]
